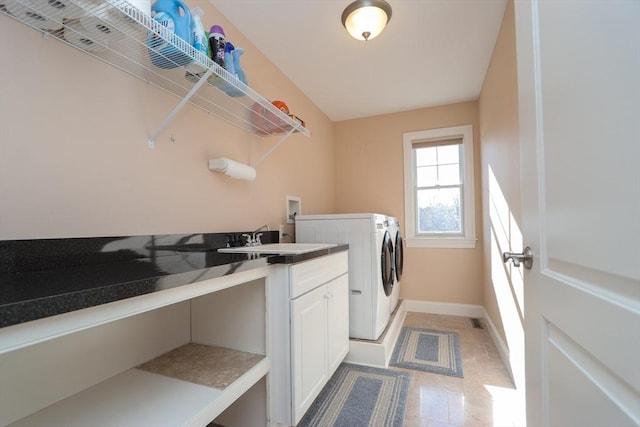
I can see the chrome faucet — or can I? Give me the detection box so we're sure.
[253,224,270,234]
[244,225,270,246]
[242,233,254,246]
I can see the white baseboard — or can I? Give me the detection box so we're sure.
[404,300,484,318]
[481,307,514,384]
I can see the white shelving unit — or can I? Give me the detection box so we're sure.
[0,268,271,426]
[0,0,310,148]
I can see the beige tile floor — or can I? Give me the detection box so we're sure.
[395,313,525,427]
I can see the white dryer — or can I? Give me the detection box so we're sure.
[295,213,393,340]
[386,216,404,314]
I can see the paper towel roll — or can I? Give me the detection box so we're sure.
[64,19,105,52]
[42,0,84,20]
[79,13,125,43]
[208,158,256,181]
[3,0,62,30]
[81,0,151,20]
[125,0,151,17]
[106,0,150,28]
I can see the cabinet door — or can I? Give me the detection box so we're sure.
[326,273,350,376]
[291,285,328,424]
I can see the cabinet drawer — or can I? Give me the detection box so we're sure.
[289,252,348,299]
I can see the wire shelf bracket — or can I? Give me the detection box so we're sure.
[147,67,215,148]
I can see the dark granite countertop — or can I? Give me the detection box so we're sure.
[0,232,347,328]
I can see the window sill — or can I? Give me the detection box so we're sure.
[406,237,477,249]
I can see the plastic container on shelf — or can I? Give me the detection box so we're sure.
[185,7,208,83]
[207,24,227,87]
[147,0,193,69]
[272,100,289,114]
[208,24,226,68]
[250,102,289,135]
[220,42,243,97]
[223,43,236,77]
[232,46,247,85]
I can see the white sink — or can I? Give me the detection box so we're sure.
[218,243,337,255]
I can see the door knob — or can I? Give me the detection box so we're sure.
[502,246,533,270]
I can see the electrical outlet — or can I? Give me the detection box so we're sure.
[279,224,295,242]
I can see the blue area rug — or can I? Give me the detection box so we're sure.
[390,327,463,377]
[298,363,410,427]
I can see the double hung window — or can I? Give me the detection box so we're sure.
[403,125,476,248]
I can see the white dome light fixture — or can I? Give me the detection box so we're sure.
[341,0,392,41]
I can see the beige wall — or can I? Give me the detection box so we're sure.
[334,102,484,305]
[0,1,335,239]
[478,0,524,387]
[2,1,524,329]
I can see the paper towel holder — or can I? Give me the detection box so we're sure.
[208,158,257,181]
[207,127,297,182]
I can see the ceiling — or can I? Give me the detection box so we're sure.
[209,0,508,122]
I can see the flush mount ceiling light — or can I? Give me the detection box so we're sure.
[341,0,392,41]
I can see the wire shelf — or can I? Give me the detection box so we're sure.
[1,0,311,142]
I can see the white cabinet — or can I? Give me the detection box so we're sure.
[269,251,349,426]
[291,273,349,421]
[291,283,329,414]
[0,268,271,427]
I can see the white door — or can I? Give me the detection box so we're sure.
[515,1,640,426]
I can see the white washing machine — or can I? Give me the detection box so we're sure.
[387,216,404,314]
[295,213,393,340]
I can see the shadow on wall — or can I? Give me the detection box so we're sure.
[488,165,525,391]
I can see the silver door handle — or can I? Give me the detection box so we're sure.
[502,246,533,270]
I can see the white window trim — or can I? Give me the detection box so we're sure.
[403,125,477,249]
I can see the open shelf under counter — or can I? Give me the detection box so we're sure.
[1,268,270,426]
[9,344,269,427]
[0,265,271,355]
